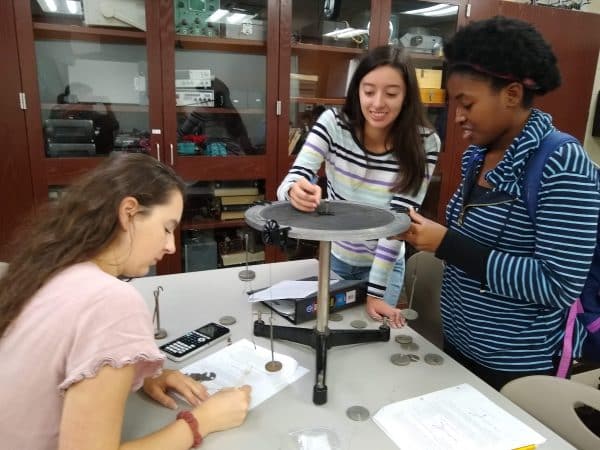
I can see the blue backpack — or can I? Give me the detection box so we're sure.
[467,131,600,373]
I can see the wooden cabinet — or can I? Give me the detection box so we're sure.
[276,0,462,224]
[12,0,280,274]
[7,1,598,273]
[5,0,463,269]
[0,1,35,262]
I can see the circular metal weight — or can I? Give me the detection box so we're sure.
[245,201,410,242]
[424,353,444,366]
[401,342,420,352]
[265,360,283,372]
[350,320,367,329]
[401,308,419,320]
[390,353,411,366]
[219,315,237,326]
[329,312,343,322]
[394,334,413,344]
[238,268,256,281]
[346,405,370,421]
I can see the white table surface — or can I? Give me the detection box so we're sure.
[123,259,575,449]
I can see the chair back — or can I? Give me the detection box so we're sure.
[501,375,600,450]
[404,251,444,348]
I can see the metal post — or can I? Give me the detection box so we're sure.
[316,241,331,332]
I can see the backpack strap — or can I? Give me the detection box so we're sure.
[520,131,581,377]
[557,299,585,378]
[522,131,579,223]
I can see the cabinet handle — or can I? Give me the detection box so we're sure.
[170,144,174,165]
[156,143,161,162]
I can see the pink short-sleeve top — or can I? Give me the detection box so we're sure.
[0,262,165,450]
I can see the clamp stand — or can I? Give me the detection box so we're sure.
[245,200,408,405]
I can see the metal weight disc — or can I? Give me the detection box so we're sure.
[424,353,444,366]
[329,312,343,322]
[394,334,413,344]
[390,353,411,366]
[401,342,420,352]
[219,315,237,326]
[245,201,410,241]
[350,320,367,329]
[265,360,283,372]
[346,405,370,421]
[401,308,419,320]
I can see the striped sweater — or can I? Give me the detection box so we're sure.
[443,109,600,372]
[278,108,440,298]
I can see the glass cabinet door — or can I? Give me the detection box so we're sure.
[286,0,371,163]
[31,0,151,160]
[391,1,459,220]
[167,0,270,273]
[171,0,268,161]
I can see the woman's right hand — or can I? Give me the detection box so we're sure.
[289,178,321,212]
[193,385,252,436]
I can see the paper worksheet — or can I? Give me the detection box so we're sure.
[180,339,309,409]
[248,280,339,302]
[373,383,546,450]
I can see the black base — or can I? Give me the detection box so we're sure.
[253,319,390,404]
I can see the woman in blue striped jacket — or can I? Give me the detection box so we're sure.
[278,46,440,328]
[402,16,600,390]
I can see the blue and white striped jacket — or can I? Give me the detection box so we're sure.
[443,109,600,372]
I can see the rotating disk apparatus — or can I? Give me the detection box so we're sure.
[245,201,410,405]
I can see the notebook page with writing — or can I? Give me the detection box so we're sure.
[373,383,546,450]
[180,338,309,409]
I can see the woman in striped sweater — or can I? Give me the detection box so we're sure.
[402,16,600,389]
[278,45,440,328]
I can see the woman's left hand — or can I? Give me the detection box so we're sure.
[143,369,208,409]
[365,296,405,328]
[399,208,447,252]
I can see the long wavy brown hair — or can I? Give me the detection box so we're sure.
[343,45,431,195]
[0,153,185,337]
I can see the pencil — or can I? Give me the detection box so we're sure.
[512,445,536,450]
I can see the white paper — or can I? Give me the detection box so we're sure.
[248,280,338,302]
[180,339,309,409]
[373,383,546,450]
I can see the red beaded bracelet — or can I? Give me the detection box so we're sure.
[177,410,203,448]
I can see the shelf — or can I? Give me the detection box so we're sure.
[407,52,444,61]
[42,103,148,113]
[176,106,264,115]
[175,154,267,181]
[423,103,446,108]
[181,218,247,231]
[33,22,146,43]
[175,35,266,54]
[291,43,364,55]
[290,97,345,105]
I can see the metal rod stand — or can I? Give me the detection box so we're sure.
[253,241,390,405]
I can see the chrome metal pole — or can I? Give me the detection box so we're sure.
[316,241,331,332]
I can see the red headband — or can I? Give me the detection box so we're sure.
[450,62,540,90]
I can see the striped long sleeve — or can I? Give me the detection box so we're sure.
[442,109,600,372]
[278,108,440,298]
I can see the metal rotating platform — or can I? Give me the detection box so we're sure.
[245,200,410,405]
[245,200,409,242]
